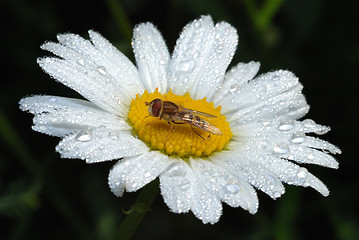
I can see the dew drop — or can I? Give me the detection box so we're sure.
[166,162,186,177]
[262,121,271,127]
[77,58,85,66]
[49,97,57,103]
[97,66,107,75]
[229,84,239,93]
[225,184,240,194]
[291,132,306,144]
[303,119,316,128]
[278,119,294,131]
[159,59,166,65]
[108,131,120,139]
[307,154,315,160]
[273,143,290,154]
[175,60,195,72]
[258,140,270,150]
[315,128,329,135]
[75,130,92,142]
[144,171,151,178]
[273,191,281,199]
[296,168,308,179]
[264,74,281,91]
[272,74,281,81]
[193,51,200,59]
[179,180,190,190]
[253,84,267,97]
[204,170,215,176]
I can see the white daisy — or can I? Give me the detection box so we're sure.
[19,16,340,224]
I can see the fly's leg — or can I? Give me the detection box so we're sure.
[190,126,210,140]
[163,121,175,144]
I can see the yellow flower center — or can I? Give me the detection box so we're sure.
[128,89,232,159]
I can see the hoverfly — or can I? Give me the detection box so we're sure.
[145,98,222,139]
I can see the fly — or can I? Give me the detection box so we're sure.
[145,98,222,139]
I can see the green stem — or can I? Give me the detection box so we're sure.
[242,0,284,33]
[114,179,159,240]
[106,0,132,43]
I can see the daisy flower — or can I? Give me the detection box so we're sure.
[19,16,340,224]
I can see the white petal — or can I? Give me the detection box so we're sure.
[19,95,130,137]
[132,23,170,93]
[235,120,339,168]
[88,30,144,97]
[237,141,330,196]
[212,150,284,200]
[288,146,339,169]
[192,158,259,213]
[159,161,195,214]
[303,136,341,154]
[108,151,172,196]
[40,32,142,115]
[261,156,330,196]
[189,159,222,224]
[168,16,238,101]
[222,70,309,123]
[56,129,148,163]
[214,61,260,105]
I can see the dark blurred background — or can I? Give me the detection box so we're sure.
[1,0,358,239]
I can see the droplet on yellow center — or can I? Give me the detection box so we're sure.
[128,89,232,158]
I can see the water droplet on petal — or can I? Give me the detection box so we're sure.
[258,140,270,150]
[144,171,151,178]
[159,59,166,65]
[272,75,281,81]
[315,128,330,135]
[273,191,281,199]
[278,119,294,131]
[166,162,186,177]
[225,184,240,194]
[108,131,120,139]
[307,154,315,160]
[204,170,215,176]
[296,168,308,179]
[273,143,290,155]
[75,130,92,142]
[262,121,271,127]
[193,51,200,59]
[303,119,316,128]
[179,180,190,190]
[291,132,306,144]
[49,97,57,103]
[77,58,85,66]
[175,60,195,72]
[97,66,107,75]
[229,84,239,93]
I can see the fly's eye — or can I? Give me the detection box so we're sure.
[151,99,162,117]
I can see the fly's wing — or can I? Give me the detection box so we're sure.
[181,107,218,118]
[181,112,223,135]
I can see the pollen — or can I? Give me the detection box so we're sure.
[128,89,232,159]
